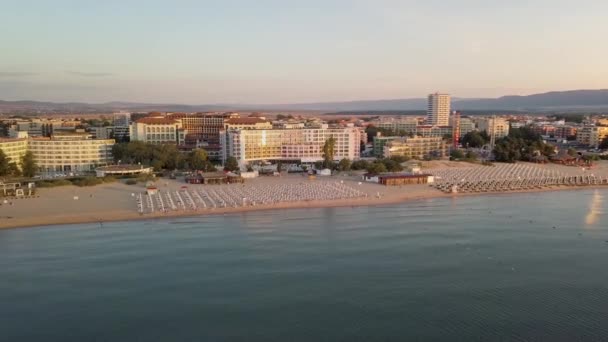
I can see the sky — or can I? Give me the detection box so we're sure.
[1,0,607,104]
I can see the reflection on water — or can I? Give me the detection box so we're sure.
[585,190,604,226]
[1,189,608,341]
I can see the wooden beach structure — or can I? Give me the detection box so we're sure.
[185,172,244,185]
[363,173,434,186]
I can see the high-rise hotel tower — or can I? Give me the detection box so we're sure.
[426,93,451,126]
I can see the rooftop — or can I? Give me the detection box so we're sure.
[226,118,269,125]
[136,117,180,125]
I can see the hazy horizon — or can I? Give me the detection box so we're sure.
[2,0,607,104]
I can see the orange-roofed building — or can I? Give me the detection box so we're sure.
[131,117,183,144]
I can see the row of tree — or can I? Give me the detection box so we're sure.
[0,150,37,178]
[313,155,409,174]
[111,141,240,172]
[493,127,556,163]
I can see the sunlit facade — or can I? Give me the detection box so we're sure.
[28,135,115,172]
[221,126,362,167]
[384,137,447,159]
[427,93,451,126]
[0,138,28,168]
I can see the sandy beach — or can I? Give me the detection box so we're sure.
[2,161,607,230]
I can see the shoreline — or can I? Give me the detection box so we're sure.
[1,184,606,231]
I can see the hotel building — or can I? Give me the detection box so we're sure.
[477,117,510,139]
[0,138,28,168]
[426,93,451,126]
[1,133,115,173]
[415,125,453,138]
[28,134,115,172]
[576,126,608,147]
[130,117,183,144]
[375,118,418,135]
[221,125,362,167]
[383,136,447,160]
[458,117,476,138]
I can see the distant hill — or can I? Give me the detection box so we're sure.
[2,89,608,114]
[263,89,608,111]
[452,89,608,111]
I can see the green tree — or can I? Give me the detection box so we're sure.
[21,151,37,177]
[0,149,9,176]
[600,136,608,150]
[8,162,21,177]
[322,136,336,167]
[153,144,182,170]
[567,148,578,156]
[465,151,479,160]
[337,158,352,171]
[366,161,387,174]
[224,156,239,172]
[365,125,378,142]
[450,149,465,160]
[389,155,410,163]
[189,149,209,170]
[380,158,404,172]
[461,131,488,148]
[351,160,370,170]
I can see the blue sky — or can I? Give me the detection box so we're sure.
[1,0,607,104]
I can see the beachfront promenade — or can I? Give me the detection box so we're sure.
[136,181,368,214]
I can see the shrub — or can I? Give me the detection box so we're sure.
[36,179,73,187]
[71,177,104,187]
[125,179,137,185]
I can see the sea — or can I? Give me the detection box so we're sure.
[1,189,607,342]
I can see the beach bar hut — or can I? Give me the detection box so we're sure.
[377,173,433,186]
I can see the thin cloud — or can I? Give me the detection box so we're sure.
[0,71,38,77]
[66,71,113,77]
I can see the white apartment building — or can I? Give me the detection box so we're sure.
[90,126,114,139]
[221,126,362,167]
[459,117,476,138]
[224,118,273,130]
[0,138,28,168]
[28,135,115,172]
[576,126,608,147]
[477,117,510,139]
[426,93,451,126]
[113,112,131,141]
[130,117,183,144]
[383,136,447,160]
[415,125,453,138]
[375,118,419,135]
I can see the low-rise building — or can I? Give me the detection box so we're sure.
[383,136,447,160]
[576,126,608,147]
[477,117,510,138]
[372,136,398,158]
[459,117,476,138]
[375,118,418,135]
[415,125,453,138]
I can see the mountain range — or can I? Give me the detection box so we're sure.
[1,89,608,114]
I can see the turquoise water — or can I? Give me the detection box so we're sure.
[1,189,607,341]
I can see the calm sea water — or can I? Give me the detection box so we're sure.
[1,189,607,341]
